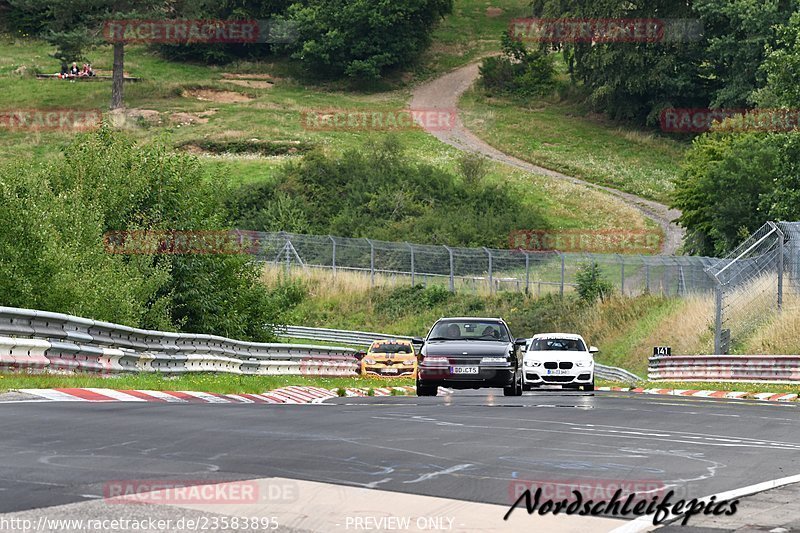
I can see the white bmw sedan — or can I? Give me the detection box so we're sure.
[522,333,598,391]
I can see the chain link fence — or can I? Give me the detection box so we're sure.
[244,231,718,297]
[705,221,799,354]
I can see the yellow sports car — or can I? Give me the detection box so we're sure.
[361,339,417,378]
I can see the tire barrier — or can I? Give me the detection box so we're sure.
[649,354,800,383]
[0,306,359,377]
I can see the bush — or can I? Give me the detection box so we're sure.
[479,32,556,98]
[284,0,453,80]
[575,262,614,304]
[227,136,548,247]
[0,127,290,340]
[672,131,782,256]
[177,139,314,157]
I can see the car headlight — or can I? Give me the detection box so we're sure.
[363,358,376,365]
[404,359,416,365]
[481,357,507,363]
[524,360,542,367]
[575,360,593,367]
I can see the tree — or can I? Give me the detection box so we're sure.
[755,11,800,108]
[9,0,163,109]
[575,262,613,303]
[284,0,453,80]
[672,131,781,256]
[694,0,795,108]
[479,31,557,98]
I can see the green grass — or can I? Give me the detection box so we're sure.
[0,373,413,394]
[459,87,689,203]
[412,0,530,78]
[598,379,800,396]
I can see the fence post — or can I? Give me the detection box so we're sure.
[714,281,723,354]
[775,223,784,312]
[524,252,530,294]
[406,242,415,287]
[483,247,493,294]
[617,254,625,295]
[280,231,290,275]
[560,253,565,297]
[443,246,454,292]
[329,235,336,277]
[645,262,650,293]
[366,238,375,287]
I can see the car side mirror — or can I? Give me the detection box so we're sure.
[589,346,599,354]
[411,337,424,346]
[514,338,528,346]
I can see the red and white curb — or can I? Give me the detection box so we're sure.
[598,386,799,402]
[14,386,416,404]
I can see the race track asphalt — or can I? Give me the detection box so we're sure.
[2,390,800,530]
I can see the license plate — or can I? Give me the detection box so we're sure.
[547,369,570,375]
[451,366,479,374]
[382,368,398,374]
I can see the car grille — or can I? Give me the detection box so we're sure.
[542,375,575,383]
[543,361,573,369]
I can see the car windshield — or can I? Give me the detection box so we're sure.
[428,320,510,342]
[529,338,586,351]
[369,343,412,354]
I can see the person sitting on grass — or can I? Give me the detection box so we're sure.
[84,63,95,77]
[69,62,80,77]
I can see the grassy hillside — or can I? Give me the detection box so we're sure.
[460,86,688,204]
[264,268,726,376]
[0,34,655,236]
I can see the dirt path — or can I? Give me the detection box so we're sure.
[410,62,684,255]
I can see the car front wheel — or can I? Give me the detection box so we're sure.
[504,373,523,396]
[584,381,595,392]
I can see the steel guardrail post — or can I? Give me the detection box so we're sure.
[443,245,454,292]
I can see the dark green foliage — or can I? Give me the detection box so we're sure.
[154,0,294,64]
[530,0,796,124]
[479,31,556,98]
[694,0,794,108]
[0,127,288,341]
[575,262,613,303]
[673,132,780,256]
[178,139,315,157]
[673,130,800,257]
[284,0,453,80]
[227,136,549,247]
[756,11,800,109]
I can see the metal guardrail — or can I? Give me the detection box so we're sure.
[649,354,800,383]
[278,325,642,383]
[594,364,643,383]
[278,325,413,346]
[0,306,359,376]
